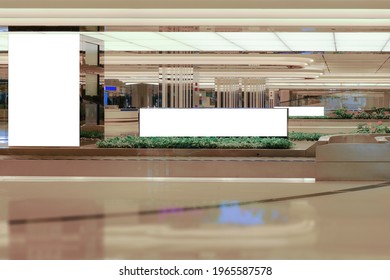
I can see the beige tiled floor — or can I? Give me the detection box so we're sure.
[0,177,389,260]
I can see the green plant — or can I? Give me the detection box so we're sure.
[288,116,330,119]
[353,111,371,119]
[370,107,386,119]
[80,131,104,139]
[288,132,326,141]
[355,121,390,134]
[333,108,354,119]
[97,136,293,149]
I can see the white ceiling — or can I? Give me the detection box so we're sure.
[1,31,389,52]
[1,33,390,89]
[1,1,390,90]
[81,32,390,52]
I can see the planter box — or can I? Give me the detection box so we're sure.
[289,119,390,134]
[0,147,308,157]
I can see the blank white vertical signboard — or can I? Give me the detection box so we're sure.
[9,33,80,146]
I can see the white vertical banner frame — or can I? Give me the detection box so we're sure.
[139,108,288,137]
[8,33,80,147]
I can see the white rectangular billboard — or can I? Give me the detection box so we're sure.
[139,108,288,137]
[8,33,80,146]
[275,106,324,117]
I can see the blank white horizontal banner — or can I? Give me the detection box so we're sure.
[140,108,288,137]
[0,260,389,280]
[275,106,325,117]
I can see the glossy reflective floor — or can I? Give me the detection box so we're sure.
[0,177,389,260]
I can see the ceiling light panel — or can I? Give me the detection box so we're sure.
[82,33,110,41]
[106,32,196,51]
[219,32,288,51]
[56,31,390,52]
[127,40,196,51]
[0,34,8,51]
[277,32,335,51]
[84,32,194,51]
[335,32,390,51]
[219,32,279,41]
[105,32,166,41]
[335,32,390,41]
[383,43,390,52]
[184,44,243,51]
[165,41,243,51]
[162,32,241,51]
[162,32,225,41]
[237,43,289,51]
[104,42,152,51]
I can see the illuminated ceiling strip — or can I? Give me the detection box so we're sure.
[97,32,390,52]
[103,33,154,51]
[158,32,201,51]
[4,31,390,52]
[215,33,246,51]
[273,32,292,51]
[380,36,390,52]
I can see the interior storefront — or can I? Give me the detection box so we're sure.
[1,1,390,263]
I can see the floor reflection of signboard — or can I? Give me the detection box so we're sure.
[9,199,103,260]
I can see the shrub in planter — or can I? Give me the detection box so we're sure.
[288,132,326,141]
[353,111,371,119]
[369,107,385,119]
[289,116,330,119]
[97,136,293,149]
[333,108,354,119]
[80,131,104,139]
[356,121,390,134]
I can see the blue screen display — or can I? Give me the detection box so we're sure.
[104,86,117,91]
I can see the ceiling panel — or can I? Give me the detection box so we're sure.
[104,42,152,51]
[162,32,223,41]
[218,32,288,51]
[128,40,196,51]
[277,32,335,51]
[0,33,7,51]
[335,32,390,51]
[2,31,390,89]
[218,32,279,41]
[106,32,166,40]
[237,43,288,51]
[81,31,390,52]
